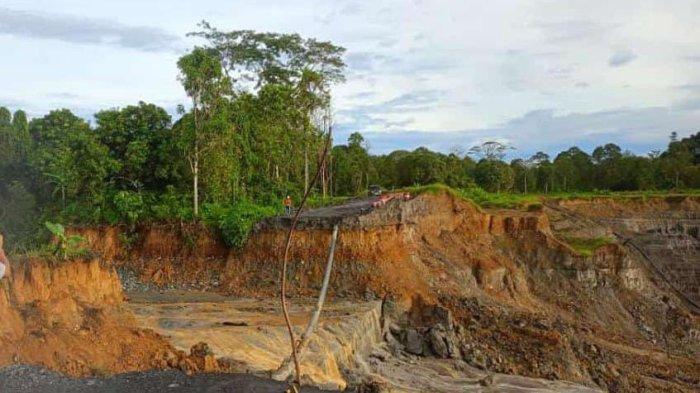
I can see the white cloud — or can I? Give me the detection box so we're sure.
[0,7,183,52]
[0,0,698,155]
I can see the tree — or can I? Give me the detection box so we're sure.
[474,159,514,193]
[468,141,514,161]
[659,134,695,189]
[396,148,447,187]
[592,143,624,190]
[177,47,231,216]
[511,158,534,193]
[191,22,346,195]
[331,133,374,195]
[529,152,555,193]
[29,109,117,208]
[190,21,346,90]
[95,102,173,191]
[553,147,593,191]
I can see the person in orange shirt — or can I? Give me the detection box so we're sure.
[283,195,293,216]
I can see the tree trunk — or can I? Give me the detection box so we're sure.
[304,143,309,194]
[193,100,200,217]
[193,150,199,217]
[321,160,327,198]
[273,224,339,381]
[329,154,333,197]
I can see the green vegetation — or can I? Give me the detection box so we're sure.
[44,222,88,259]
[208,201,278,248]
[0,21,698,252]
[562,236,616,257]
[458,188,541,209]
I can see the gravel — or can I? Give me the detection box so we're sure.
[0,365,329,393]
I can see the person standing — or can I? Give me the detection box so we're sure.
[284,195,293,216]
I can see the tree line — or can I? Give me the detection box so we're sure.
[0,22,698,249]
[330,132,700,195]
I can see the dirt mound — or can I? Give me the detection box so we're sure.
[0,257,227,377]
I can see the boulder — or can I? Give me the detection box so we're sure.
[405,328,424,355]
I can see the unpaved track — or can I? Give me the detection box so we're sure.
[0,365,328,393]
[299,197,377,219]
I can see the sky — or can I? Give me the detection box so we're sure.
[1,0,699,158]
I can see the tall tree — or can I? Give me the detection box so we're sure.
[177,47,231,216]
[191,22,346,194]
[468,141,514,161]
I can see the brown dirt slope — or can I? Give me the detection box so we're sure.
[0,258,222,377]
[71,192,700,391]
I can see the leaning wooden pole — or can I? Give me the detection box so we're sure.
[280,129,332,390]
[274,223,340,381]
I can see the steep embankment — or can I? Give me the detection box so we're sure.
[221,193,699,391]
[552,196,700,310]
[0,258,176,376]
[72,192,700,392]
[0,258,226,377]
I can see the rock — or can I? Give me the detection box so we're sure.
[405,328,424,356]
[188,342,220,373]
[357,376,393,393]
[464,348,487,370]
[177,358,197,376]
[370,349,388,362]
[479,373,495,387]
[384,330,403,354]
[190,342,214,358]
[388,323,402,336]
[427,326,450,358]
[217,357,249,373]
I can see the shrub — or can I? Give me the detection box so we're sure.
[217,201,277,248]
[562,236,614,257]
[44,221,88,259]
[112,191,145,226]
[151,186,193,221]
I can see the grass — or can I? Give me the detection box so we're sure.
[404,184,700,210]
[546,189,700,201]
[457,188,542,209]
[399,184,541,210]
[561,236,615,257]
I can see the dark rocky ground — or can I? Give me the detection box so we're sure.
[0,365,328,393]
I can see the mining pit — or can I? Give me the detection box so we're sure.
[1,191,698,392]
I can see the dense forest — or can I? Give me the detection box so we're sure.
[1,23,699,250]
[333,131,700,195]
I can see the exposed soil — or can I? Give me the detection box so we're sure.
[0,258,175,376]
[17,192,700,392]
